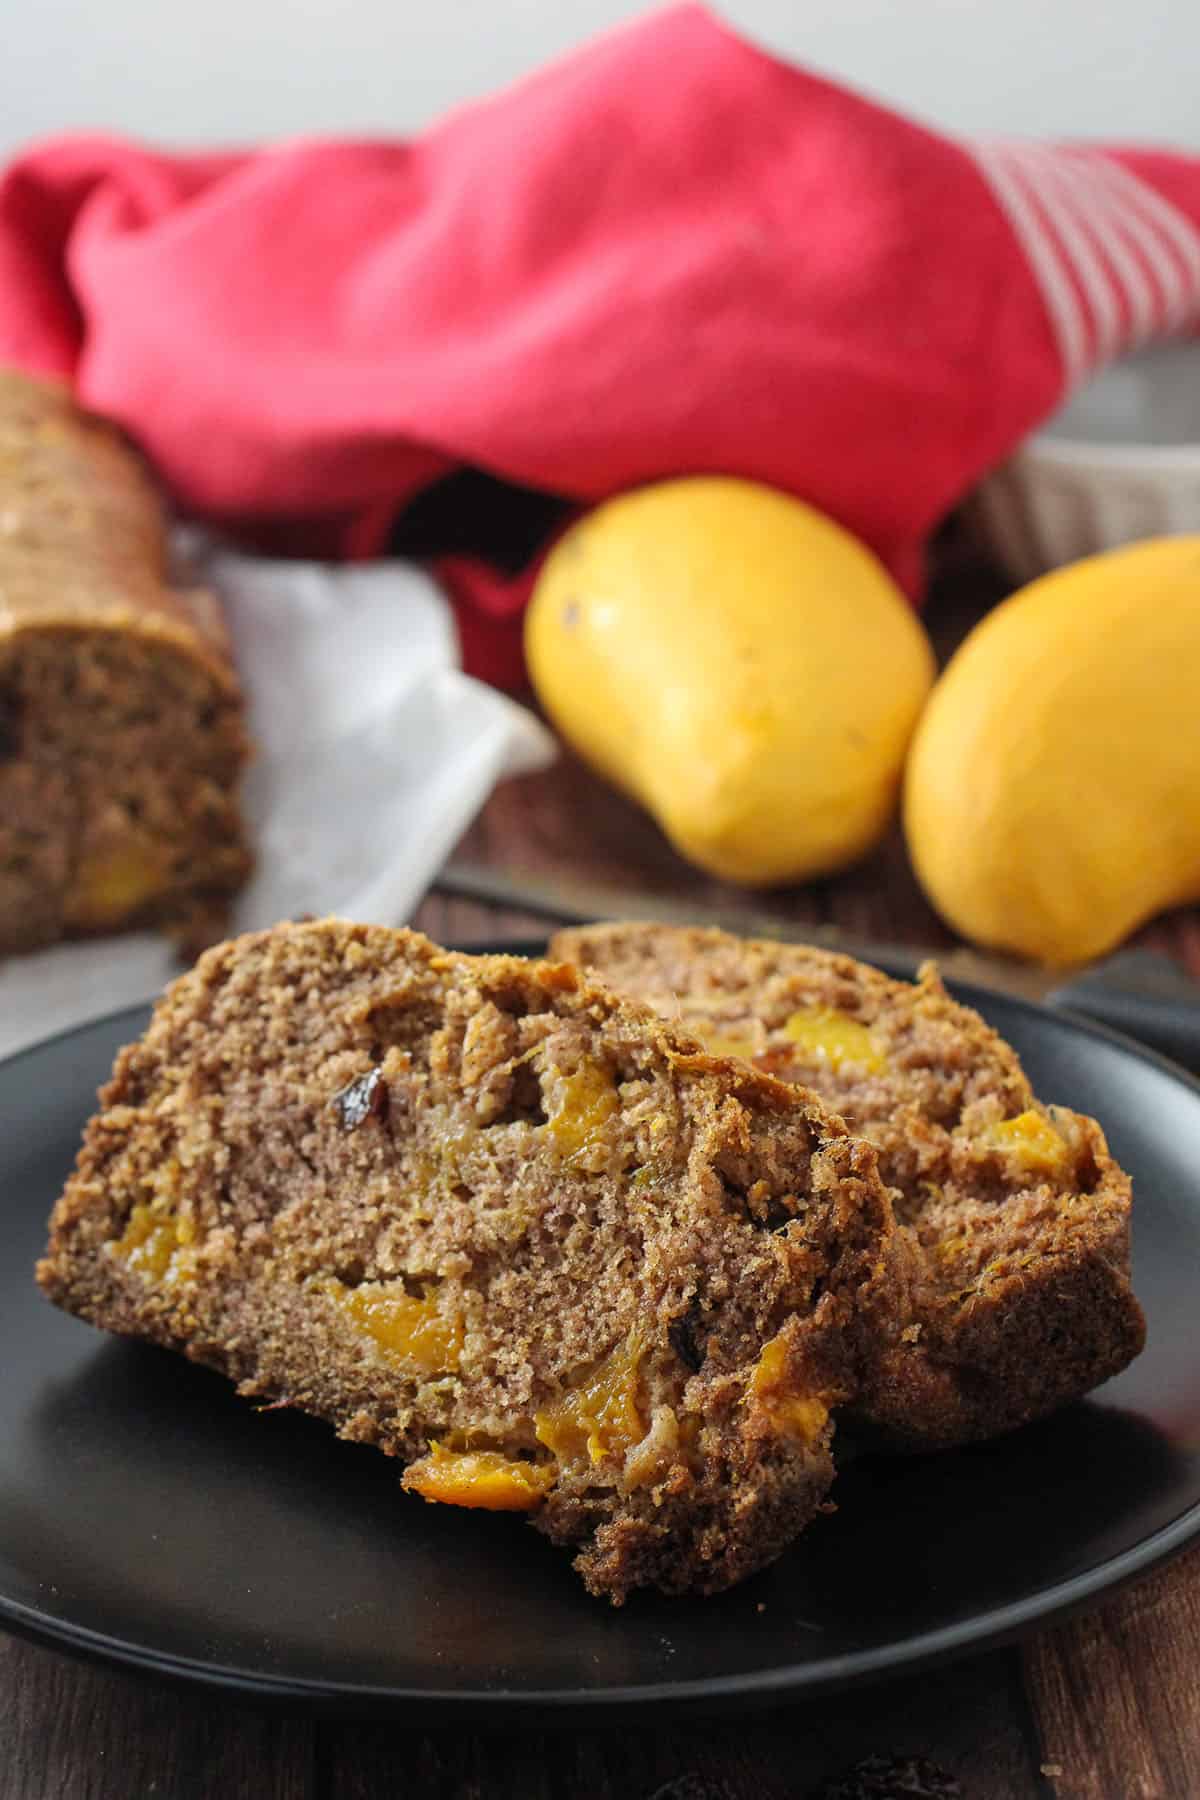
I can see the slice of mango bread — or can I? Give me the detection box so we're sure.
[551,923,1145,1451]
[37,920,905,1602]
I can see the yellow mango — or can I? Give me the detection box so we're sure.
[63,842,169,929]
[110,1200,195,1286]
[748,1333,828,1445]
[782,1006,885,1073]
[525,478,934,885]
[324,1277,463,1374]
[904,538,1200,964]
[542,1061,619,1164]
[978,1110,1065,1176]
[534,1335,645,1466]
[689,1024,758,1060]
[403,1445,555,1512]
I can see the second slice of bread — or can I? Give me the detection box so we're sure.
[552,922,1145,1449]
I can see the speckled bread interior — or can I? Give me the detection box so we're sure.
[38,920,905,1602]
[551,922,1146,1449]
[0,367,250,955]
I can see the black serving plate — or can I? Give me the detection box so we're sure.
[3,947,1200,1720]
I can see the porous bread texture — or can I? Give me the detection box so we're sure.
[38,920,903,1602]
[551,922,1146,1449]
[0,366,251,954]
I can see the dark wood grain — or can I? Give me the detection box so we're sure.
[0,1633,314,1800]
[316,1649,1041,1799]
[1024,1544,1200,1800]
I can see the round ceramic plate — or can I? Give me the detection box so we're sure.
[3,950,1200,1720]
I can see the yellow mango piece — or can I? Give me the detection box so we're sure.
[782,1005,885,1073]
[111,1201,196,1286]
[544,1061,619,1165]
[403,1445,556,1512]
[689,1023,758,1060]
[535,1336,646,1466]
[748,1333,829,1445]
[326,1278,462,1375]
[979,1109,1065,1176]
[905,537,1200,964]
[525,477,934,885]
[64,843,169,929]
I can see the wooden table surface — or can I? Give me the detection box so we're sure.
[4,545,1199,1800]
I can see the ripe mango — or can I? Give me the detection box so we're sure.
[525,478,934,885]
[904,537,1200,964]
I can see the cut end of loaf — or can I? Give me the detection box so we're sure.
[38,919,902,1600]
[0,622,251,954]
[0,368,251,956]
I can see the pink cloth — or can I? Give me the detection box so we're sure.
[2,4,1199,685]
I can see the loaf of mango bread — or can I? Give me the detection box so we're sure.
[552,922,1145,1449]
[38,920,906,1601]
[0,367,251,955]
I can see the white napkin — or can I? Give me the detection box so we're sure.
[0,541,556,1060]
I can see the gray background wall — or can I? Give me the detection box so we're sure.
[2,0,1196,159]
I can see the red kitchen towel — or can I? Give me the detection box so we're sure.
[2,3,1200,688]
